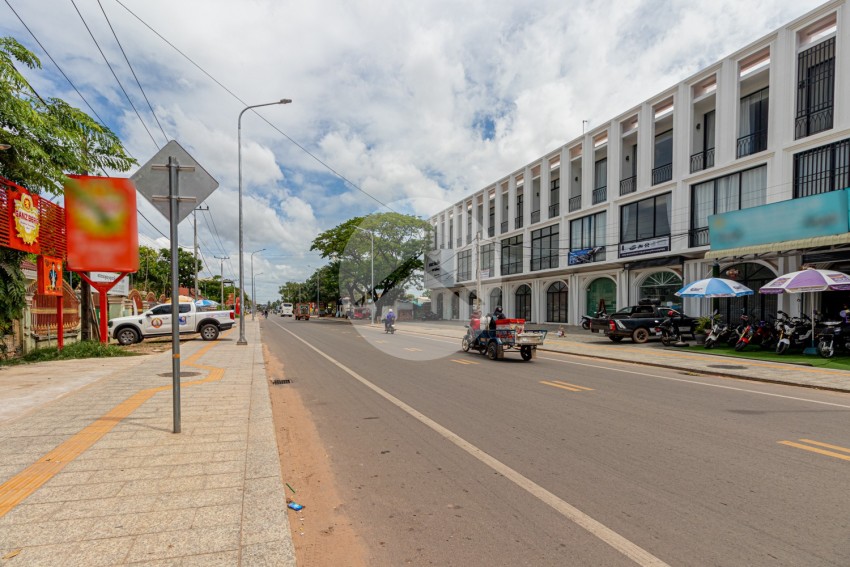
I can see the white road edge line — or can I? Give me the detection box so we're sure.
[272,319,669,567]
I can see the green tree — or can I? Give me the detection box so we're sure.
[0,38,134,352]
[310,213,430,308]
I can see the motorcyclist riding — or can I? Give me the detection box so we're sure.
[384,309,397,333]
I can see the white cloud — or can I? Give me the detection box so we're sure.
[0,0,824,301]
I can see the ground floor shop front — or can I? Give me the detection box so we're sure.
[429,254,850,326]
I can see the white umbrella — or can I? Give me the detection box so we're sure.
[759,268,850,352]
[675,277,754,298]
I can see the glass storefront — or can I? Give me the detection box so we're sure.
[515,285,532,321]
[639,271,682,310]
[586,277,616,315]
[546,281,568,322]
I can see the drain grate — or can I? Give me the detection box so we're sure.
[157,371,201,377]
[707,364,747,370]
[271,379,291,385]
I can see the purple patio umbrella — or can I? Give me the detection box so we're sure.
[759,267,850,351]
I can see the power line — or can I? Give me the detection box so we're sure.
[112,0,397,214]
[4,0,103,121]
[69,0,160,150]
[95,0,168,144]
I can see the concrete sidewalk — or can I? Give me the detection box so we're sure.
[0,320,295,566]
[376,320,850,393]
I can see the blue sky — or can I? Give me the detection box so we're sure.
[0,0,824,302]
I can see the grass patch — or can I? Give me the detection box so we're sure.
[695,342,850,371]
[1,340,139,366]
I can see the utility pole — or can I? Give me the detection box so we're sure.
[214,255,229,305]
[193,206,209,298]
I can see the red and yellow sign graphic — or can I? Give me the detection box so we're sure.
[37,256,63,296]
[64,175,138,272]
[8,189,40,253]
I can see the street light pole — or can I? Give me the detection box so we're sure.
[354,226,374,325]
[214,255,229,305]
[249,249,266,320]
[238,98,291,345]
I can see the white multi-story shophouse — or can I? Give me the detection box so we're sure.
[425,0,850,326]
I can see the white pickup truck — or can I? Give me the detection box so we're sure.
[108,302,235,345]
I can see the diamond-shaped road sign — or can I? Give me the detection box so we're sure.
[131,140,219,223]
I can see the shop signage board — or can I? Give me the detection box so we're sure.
[618,236,670,258]
[90,271,130,296]
[8,188,40,254]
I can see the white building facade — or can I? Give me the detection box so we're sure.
[426,0,850,325]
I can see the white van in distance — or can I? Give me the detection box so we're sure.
[281,303,294,317]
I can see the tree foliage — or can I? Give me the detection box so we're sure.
[310,212,430,308]
[130,246,204,299]
[0,37,134,351]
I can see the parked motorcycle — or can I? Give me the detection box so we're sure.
[657,309,688,346]
[734,314,755,351]
[703,312,729,349]
[817,321,850,358]
[774,311,795,354]
[581,310,607,330]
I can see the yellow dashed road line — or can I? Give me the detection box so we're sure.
[778,439,850,462]
[540,380,594,392]
[0,331,231,518]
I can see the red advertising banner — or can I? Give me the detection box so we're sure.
[64,175,139,273]
[7,189,40,254]
[37,255,63,296]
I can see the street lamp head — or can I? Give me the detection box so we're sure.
[280,99,292,104]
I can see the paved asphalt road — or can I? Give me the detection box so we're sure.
[262,317,850,567]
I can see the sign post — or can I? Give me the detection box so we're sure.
[131,141,219,434]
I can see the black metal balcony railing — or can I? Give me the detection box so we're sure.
[548,203,560,218]
[501,221,508,234]
[619,175,637,195]
[736,130,768,158]
[688,227,710,248]
[690,147,715,173]
[592,186,607,205]
[568,195,581,212]
[652,163,673,185]
[488,225,495,237]
[515,216,523,229]
[531,210,540,224]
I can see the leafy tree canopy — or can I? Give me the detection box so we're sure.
[310,212,430,307]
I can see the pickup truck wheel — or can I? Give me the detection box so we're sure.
[631,328,650,344]
[608,335,624,343]
[199,323,220,341]
[116,327,140,346]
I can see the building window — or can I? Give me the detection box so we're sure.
[620,193,671,244]
[448,220,453,249]
[738,87,769,157]
[457,250,471,281]
[639,272,682,308]
[481,243,494,275]
[490,288,502,312]
[546,281,568,322]
[549,178,560,217]
[569,212,606,263]
[593,158,608,204]
[515,193,524,229]
[432,225,437,250]
[531,224,559,271]
[488,199,495,236]
[515,284,532,321]
[466,209,472,243]
[795,37,835,139]
[794,138,850,198]
[652,129,673,184]
[451,292,459,319]
[501,235,523,276]
[690,166,766,246]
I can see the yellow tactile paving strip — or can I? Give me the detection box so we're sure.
[0,332,230,519]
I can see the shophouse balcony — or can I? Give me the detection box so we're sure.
[689,148,715,173]
[531,210,540,224]
[652,163,673,185]
[736,130,767,158]
[568,195,582,212]
[619,175,637,195]
[592,186,607,205]
[488,225,494,237]
[688,227,710,248]
[501,220,508,234]
[514,216,523,229]
[548,203,559,218]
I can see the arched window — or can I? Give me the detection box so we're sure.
[451,292,460,319]
[639,271,682,309]
[719,263,776,322]
[546,281,568,322]
[436,294,444,318]
[515,284,532,321]
[468,291,477,310]
[586,278,616,315]
[490,288,502,313]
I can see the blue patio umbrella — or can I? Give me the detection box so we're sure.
[675,277,754,298]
